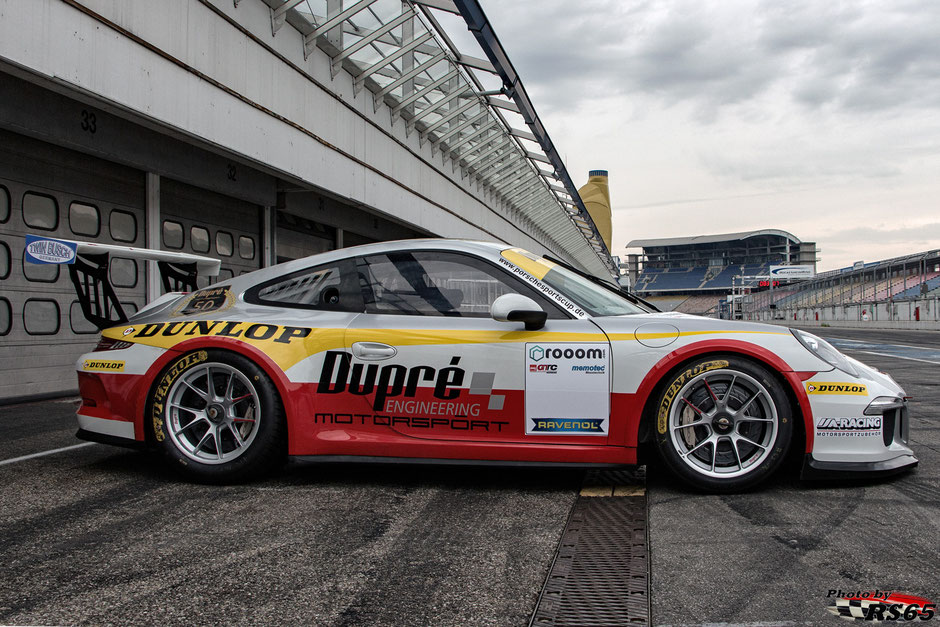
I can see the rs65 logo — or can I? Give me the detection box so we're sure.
[827,591,936,622]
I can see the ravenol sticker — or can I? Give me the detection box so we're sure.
[25,235,77,265]
[82,359,125,372]
[805,382,868,396]
[531,418,605,434]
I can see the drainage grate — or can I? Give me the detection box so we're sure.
[529,469,649,626]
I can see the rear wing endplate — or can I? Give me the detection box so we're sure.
[24,235,221,330]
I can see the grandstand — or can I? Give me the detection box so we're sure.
[748,249,940,321]
[626,230,817,316]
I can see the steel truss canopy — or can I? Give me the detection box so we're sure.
[264,0,616,277]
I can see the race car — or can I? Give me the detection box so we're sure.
[31,236,917,491]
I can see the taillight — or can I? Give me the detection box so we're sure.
[94,336,134,351]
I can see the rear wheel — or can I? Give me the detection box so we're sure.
[149,349,285,483]
[652,356,793,492]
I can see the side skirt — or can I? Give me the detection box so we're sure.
[289,455,631,469]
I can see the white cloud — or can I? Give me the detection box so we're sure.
[480,0,940,270]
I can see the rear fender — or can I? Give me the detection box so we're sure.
[138,337,303,450]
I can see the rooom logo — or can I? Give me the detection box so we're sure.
[827,590,936,622]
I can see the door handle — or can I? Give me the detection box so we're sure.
[352,341,398,361]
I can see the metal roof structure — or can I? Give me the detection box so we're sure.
[627,229,802,249]
[262,0,616,277]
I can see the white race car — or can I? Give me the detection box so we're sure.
[39,237,916,491]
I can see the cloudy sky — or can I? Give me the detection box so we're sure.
[474,0,940,271]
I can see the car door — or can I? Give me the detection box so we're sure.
[330,249,612,445]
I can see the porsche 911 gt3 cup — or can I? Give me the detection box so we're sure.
[28,236,918,490]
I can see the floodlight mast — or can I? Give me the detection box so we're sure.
[732,274,770,320]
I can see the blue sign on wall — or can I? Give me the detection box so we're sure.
[24,235,78,265]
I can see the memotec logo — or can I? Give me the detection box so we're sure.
[529,345,545,362]
[805,382,868,395]
[572,365,605,374]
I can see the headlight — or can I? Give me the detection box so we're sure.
[791,329,859,377]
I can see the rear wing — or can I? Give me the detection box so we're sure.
[25,235,221,330]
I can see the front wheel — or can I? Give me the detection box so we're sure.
[149,349,286,483]
[652,356,793,492]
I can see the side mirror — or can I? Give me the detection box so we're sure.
[491,293,547,331]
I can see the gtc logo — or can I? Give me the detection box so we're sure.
[529,345,545,362]
[529,364,557,374]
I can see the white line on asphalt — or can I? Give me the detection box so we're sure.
[855,350,940,365]
[0,442,96,467]
[659,623,815,627]
[832,337,936,351]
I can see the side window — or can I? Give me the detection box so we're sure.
[23,192,58,230]
[23,250,59,283]
[24,298,60,335]
[69,202,100,237]
[163,220,184,249]
[357,251,564,318]
[239,236,255,260]
[110,210,137,243]
[0,297,10,336]
[0,241,9,279]
[69,301,98,334]
[0,186,9,223]
[216,231,234,257]
[191,226,210,253]
[109,258,138,288]
[246,259,362,312]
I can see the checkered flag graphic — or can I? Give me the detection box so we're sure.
[828,598,878,621]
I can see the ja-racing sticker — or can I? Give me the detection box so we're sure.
[525,343,609,436]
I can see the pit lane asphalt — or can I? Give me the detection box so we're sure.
[1,328,937,626]
[650,327,940,626]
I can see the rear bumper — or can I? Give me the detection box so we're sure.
[801,453,918,480]
[76,428,148,450]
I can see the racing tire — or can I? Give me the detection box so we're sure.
[148,349,286,483]
[652,355,793,492]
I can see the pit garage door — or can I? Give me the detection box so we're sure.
[160,179,262,289]
[0,129,146,401]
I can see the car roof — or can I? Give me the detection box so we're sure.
[221,238,512,293]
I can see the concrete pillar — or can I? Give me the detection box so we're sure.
[262,206,274,267]
[146,173,161,301]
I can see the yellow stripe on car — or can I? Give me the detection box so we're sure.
[104,321,793,374]
[500,248,557,280]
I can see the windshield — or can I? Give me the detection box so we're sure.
[500,249,648,317]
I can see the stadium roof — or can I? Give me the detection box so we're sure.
[627,229,802,249]
[265,0,615,276]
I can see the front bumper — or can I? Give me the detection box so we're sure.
[802,356,917,479]
[801,453,918,480]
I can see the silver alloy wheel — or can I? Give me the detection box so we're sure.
[165,362,261,464]
[667,369,779,479]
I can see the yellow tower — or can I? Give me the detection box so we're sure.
[577,170,612,251]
